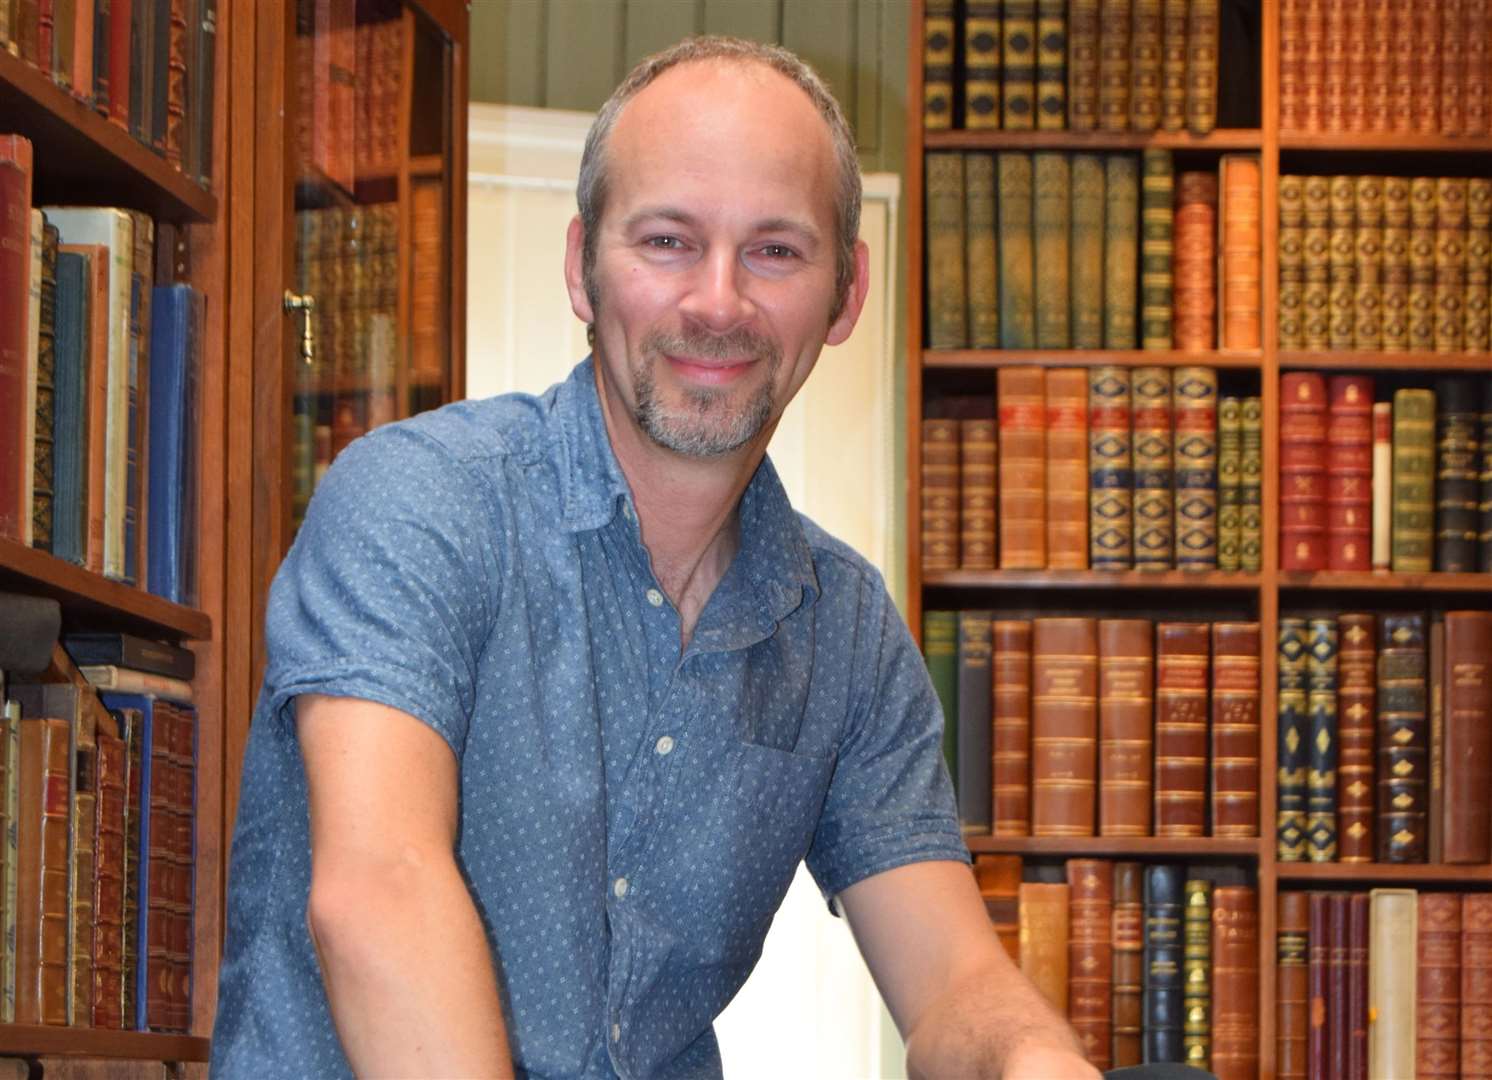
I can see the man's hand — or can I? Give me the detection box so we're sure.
[999,1038,1104,1079]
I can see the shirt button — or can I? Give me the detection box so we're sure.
[622,502,635,523]
[646,588,664,607]
[613,876,629,898]
[611,1022,621,1042]
[655,735,675,756]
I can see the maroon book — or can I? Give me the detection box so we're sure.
[1281,372,1329,570]
[1308,892,1330,1078]
[1325,375,1374,570]
[0,135,34,544]
[1348,892,1368,1080]
[1329,893,1349,1079]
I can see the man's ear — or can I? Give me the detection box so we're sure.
[826,239,872,347]
[564,215,595,324]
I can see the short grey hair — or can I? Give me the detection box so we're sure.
[576,36,862,320]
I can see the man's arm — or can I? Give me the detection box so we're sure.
[839,859,1099,1080]
[298,693,513,1077]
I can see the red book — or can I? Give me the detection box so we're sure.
[108,0,133,129]
[1464,894,1492,1078]
[1154,622,1209,837]
[1348,892,1368,1080]
[1067,858,1114,1069]
[1418,893,1462,1078]
[1308,892,1329,1078]
[1210,622,1260,837]
[1280,372,1328,570]
[0,135,34,544]
[1326,375,1373,570]
[1329,892,1349,1079]
[1443,611,1492,863]
[1336,613,1377,862]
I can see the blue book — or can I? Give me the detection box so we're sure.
[52,252,90,565]
[146,285,203,606]
[1142,864,1184,1064]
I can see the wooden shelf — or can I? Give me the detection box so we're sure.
[0,539,212,641]
[1279,132,1492,153]
[0,50,215,223]
[408,154,444,178]
[924,569,1262,590]
[925,349,1263,370]
[0,1024,209,1061]
[968,835,1260,857]
[1278,570,1492,592]
[1278,350,1492,371]
[925,128,1264,151]
[1276,863,1492,884]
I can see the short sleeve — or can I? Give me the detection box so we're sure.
[261,425,501,757]
[804,577,968,903]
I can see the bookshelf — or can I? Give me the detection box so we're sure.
[906,1,1492,1076]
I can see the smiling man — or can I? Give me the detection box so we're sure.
[211,37,1096,1080]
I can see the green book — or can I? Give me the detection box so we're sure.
[1239,396,1263,572]
[965,154,999,348]
[1002,0,1038,130]
[1033,152,1071,348]
[925,152,968,350]
[1070,153,1106,348]
[1182,878,1213,1068]
[1103,153,1139,348]
[923,611,960,787]
[922,0,956,131]
[1173,365,1218,571]
[1132,366,1174,570]
[1391,388,1437,572]
[998,152,1037,348]
[1278,175,1305,350]
[1216,396,1241,571]
[1140,148,1174,349]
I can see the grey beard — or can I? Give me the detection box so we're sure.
[631,329,781,458]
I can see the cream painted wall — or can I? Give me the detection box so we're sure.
[466,102,908,1079]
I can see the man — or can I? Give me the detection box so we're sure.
[212,37,1096,1080]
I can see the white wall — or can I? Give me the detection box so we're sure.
[466,103,907,1079]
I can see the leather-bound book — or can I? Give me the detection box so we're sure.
[1342,0,1370,132]
[1435,376,1480,572]
[1130,0,1162,131]
[1466,177,1491,353]
[920,416,959,572]
[1184,0,1218,134]
[1031,617,1099,836]
[1067,0,1101,131]
[1306,618,1340,861]
[1349,892,1370,1080]
[1280,372,1328,571]
[1277,617,1310,862]
[1002,0,1038,130]
[1216,397,1241,571]
[1381,175,1411,351]
[1329,892,1350,1079]
[1377,613,1428,863]
[1328,174,1357,351]
[1173,171,1217,352]
[1483,379,1492,572]
[1434,178,1468,353]
[1411,4,1442,134]
[1098,618,1153,836]
[0,136,32,545]
[973,854,1022,960]
[1358,0,1387,130]
[1140,148,1175,351]
[957,611,994,834]
[1034,153,1072,348]
[1035,0,1067,129]
[1129,369,1172,571]
[1240,396,1263,572]
[1327,375,1374,571]
[1466,0,1491,137]
[960,417,997,570]
[1219,155,1262,350]
[1277,891,1310,1080]
[923,610,959,781]
[1210,622,1260,838]
[15,716,71,1026]
[924,153,968,350]
[1303,175,1331,351]
[993,620,1034,836]
[1046,367,1088,567]
[998,153,1037,349]
[68,726,97,1027]
[1392,387,1437,572]
[1142,864,1184,1062]
[1430,615,1446,864]
[1211,885,1259,1080]
[1098,0,1132,131]
[31,221,57,553]
[1417,892,1461,1078]
[1409,178,1438,350]
[1369,888,1418,1079]
[1300,0,1326,131]
[1071,153,1107,349]
[1112,861,1144,1066]
[1279,0,1304,131]
[962,1,1001,130]
[1154,622,1209,837]
[1160,0,1187,130]
[1387,1,1415,132]
[1019,881,1070,1012]
[1464,894,1492,1077]
[92,729,126,1030]
[1440,0,1466,135]
[998,366,1047,568]
[1371,401,1393,569]
[1067,859,1114,1068]
[1337,613,1377,863]
[1322,0,1348,133]
[964,154,999,350]
[1172,366,1218,571]
[1443,611,1492,862]
[1181,877,1212,1070]
[1353,176,1384,350]
[1089,367,1133,569]
[1308,891,1330,1078]
[1103,154,1139,348]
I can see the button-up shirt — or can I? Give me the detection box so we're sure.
[210,359,965,1078]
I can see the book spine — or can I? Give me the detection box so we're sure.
[1328,891,1349,1078]
[924,152,968,350]
[1308,891,1329,1078]
[1097,618,1153,836]
[0,140,33,544]
[1280,0,1304,131]
[961,1,1000,129]
[1412,2,1442,133]
[1435,178,1468,353]
[965,153,999,349]
[1381,177,1411,351]
[1336,612,1377,862]
[0,704,14,1024]
[973,854,1022,960]
[68,737,95,1027]
[1130,0,1161,131]
[1160,0,1187,130]
[1417,892,1462,1078]
[1219,155,1262,350]
[1172,365,1218,570]
[1066,0,1100,131]
[1182,877,1212,1069]
[1097,0,1131,132]
[1031,617,1098,836]
[1088,367,1133,569]
[1216,396,1241,571]
[1280,371,1328,570]
[1185,0,1218,134]
[1409,177,1438,350]
[1441,0,1466,134]
[1302,175,1331,350]
[997,152,1036,348]
[956,611,994,834]
[1142,864,1183,1062]
[992,620,1033,836]
[1277,891,1310,1080]
[1323,0,1348,132]
[1328,174,1357,350]
[1371,402,1393,569]
[1240,396,1263,571]
[1173,170,1218,352]
[1131,367,1174,569]
[1067,858,1114,1069]
[1350,892,1370,1080]
[1353,176,1384,350]
[1001,0,1038,129]
[1443,611,1492,862]
[1305,618,1340,861]
[1212,885,1259,1080]
[1111,861,1144,1067]
[1018,881,1070,1011]
[1301,0,1327,131]
[1140,148,1175,350]
[1483,378,1492,572]
[1387,1,1415,131]
[1366,0,1393,132]
[1465,894,1492,1078]
[1466,0,1491,136]
[1033,152,1072,348]
[959,417,997,570]
[923,611,959,784]
[998,365,1047,568]
[1466,177,1492,352]
[1392,387,1437,571]
[1326,374,1374,571]
[1102,154,1139,348]
[1369,888,1419,1078]
[1154,621,1209,836]
[1430,615,1446,864]
[32,220,58,553]
[91,732,125,1029]
[15,716,72,1026]
[1434,375,1480,572]
[1277,617,1310,861]
[1070,152,1106,348]
[1210,621,1260,838]
[1377,613,1428,863]
[920,417,959,572]
[21,211,41,549]
[1045,366,1088,567]
[1343,0,1370,132]
[1034,0,1066,129]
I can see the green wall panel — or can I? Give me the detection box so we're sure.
[701,0,782,40]
[623,0,704,70]
[543,0,628,111]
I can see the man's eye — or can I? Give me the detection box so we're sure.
[646,236,683,250]
[759,244,797,259]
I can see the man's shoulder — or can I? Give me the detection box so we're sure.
[362,387,557,471]
[795,513,888,597]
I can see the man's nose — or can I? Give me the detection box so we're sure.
[678,249,756,335]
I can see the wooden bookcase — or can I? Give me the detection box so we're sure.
[904,1,1492,1075]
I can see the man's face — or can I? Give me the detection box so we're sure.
[565,60,867,460]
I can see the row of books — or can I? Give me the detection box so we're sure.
[926,150,1261,353]
[924,614,1260,838]
[1279,0,1492,137]
[1277,174,1492,355]
[0,0,217,186]
[922,366,1260,573]
[1280,373,1492,574]
[922,0,1221,134]
[1275,611,1492,867]
[976,855,1256,1077]
[0,135,204,605]
[1274,889,1492,1079]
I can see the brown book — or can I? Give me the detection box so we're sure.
[91,730,125,1030]
[1277,891,1310,1080]
[1098,619,1153,837]
[1441,0,1466,135]
[1322,0,1348,132]
[993,620,1033,836]
[920,416,959,572]
[15,716,72,1026]
[1031,618,1099,837]
[1211,885,1259,1080]
[1418,892,1461,1078]
[1098,0,1132,131]
[973,854,1022,961]
[1045,368,1089,569]
[1444,611,1492,863]
[1154,622,1209,837]
[1218,155,1262,350]
[1377,613,1428,863]
[959,418,997,571]
[1342,0,1370,131]
[1019,881,1070,1012]
[1185,0,1219,134]
[1465,894,1492,1078]
[1130,0,1162,131]
[1300,0,1326,131]
[58,243,111,577]
[1336,613,1377,863]
[998,367,1047,569]
[1365,0,1394,132]
[1388,1,1415,132]
[1430,615,1447,863]
[1111,861,1144,1067]
[1280,371,1328,571]
[1412,3,1442,134]
[1067,859,1114,1069]
[1308,891,1329,1077]
[1326,374,1374,572]
[1067,0,1101,130]
[1210,622,1259,838]
[1173,170,1218,351]
[1349,891,1370,1080]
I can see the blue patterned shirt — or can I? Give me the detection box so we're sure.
[210,359,965,1079]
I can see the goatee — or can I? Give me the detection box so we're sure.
[631,327,782,458]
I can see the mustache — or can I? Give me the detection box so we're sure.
[640,327,781,365]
